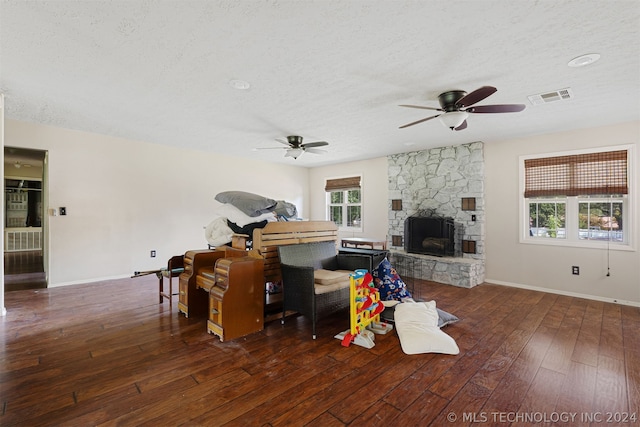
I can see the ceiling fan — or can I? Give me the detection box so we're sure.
[399,86,525,131]
[257,135,329,159]
[13,161,32,169]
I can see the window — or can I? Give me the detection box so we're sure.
[578,198,624,242]
[521,147,632,248]
[529,199,566,238]
[326,176,362,230]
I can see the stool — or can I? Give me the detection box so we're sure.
[158,255,185,306]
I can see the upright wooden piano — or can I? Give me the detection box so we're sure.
[179,246,248,318]
[178,249,222,318]
[197,256,264,342]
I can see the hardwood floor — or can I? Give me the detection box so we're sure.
[4,250,46,291]
[1,275,638,426]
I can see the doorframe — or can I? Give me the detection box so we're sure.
[3,147,48,283]
[1,95,49,315]
[42,151,49,285]
[2,145,49,312]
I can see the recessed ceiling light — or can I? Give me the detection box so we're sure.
[568,53,600,68]
[229,79,251,90]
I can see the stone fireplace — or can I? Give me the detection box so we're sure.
[387,142,485,288]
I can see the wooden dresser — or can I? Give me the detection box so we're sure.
[200,256,265,342]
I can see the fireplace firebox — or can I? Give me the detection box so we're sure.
[404,215,455,257]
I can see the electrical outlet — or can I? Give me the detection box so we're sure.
[572,266,579,275]
[150,250,156,258]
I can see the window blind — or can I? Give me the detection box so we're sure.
[325,176,361,192]
[524,150,628,198]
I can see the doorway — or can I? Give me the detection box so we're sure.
[4,147,47,291]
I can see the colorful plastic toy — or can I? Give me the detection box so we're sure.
[335,269,393,348]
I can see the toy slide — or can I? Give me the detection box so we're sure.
[335,269,393,348]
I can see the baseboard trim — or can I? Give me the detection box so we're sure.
[485,279,640,308]
[49,274,132,288]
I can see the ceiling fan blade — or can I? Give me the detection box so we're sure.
[305,148,327,155]
[399,114,441,129]
[254,147,287,151]
[399,104,443,111]
[454,120,468,131]
[456,86,497,108]
[467,104,526,113]
[302,141,329,148]
[275,138,292,146]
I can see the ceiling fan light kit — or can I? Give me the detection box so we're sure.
[439,111,469,130]
[285,147,303,159]
[399,86,525,131]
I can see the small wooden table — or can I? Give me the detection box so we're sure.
[341,237,387,251]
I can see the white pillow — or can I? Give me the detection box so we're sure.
[215,203,276,228]
[204,216,234,247]
[394,301,460,355]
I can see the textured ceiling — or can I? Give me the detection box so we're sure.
[1,0,639,167]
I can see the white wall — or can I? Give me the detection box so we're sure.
[4,119,309,286]
[6,117,637,306]
[485,121,640,305]
[309,157,388,242]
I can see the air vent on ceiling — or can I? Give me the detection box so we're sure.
[527,88,573,106]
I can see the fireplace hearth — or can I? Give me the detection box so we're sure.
[404,214,455,257]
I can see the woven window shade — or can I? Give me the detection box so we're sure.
[524,150,628,198]
[325,176,361,192]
